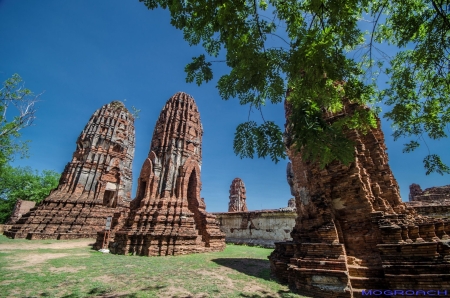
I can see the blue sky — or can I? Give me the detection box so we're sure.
[1,1,448,212]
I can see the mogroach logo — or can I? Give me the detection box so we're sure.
[362,289,448,296]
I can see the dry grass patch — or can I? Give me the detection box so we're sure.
[6,252,89,270]
[0,235,308,298]
[49,265,87,273]
[0,238,93,250]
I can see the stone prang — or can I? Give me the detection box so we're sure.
[269,100,450,298]
[102,92,225,256]
[228,178,248,212]
[5,101,135,240]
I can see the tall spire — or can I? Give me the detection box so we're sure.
[109,92,225,256]
[228,178,248,212]
[5,101,135,239]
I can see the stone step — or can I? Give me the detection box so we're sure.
[347,265,384,277]
[296,259,347,271]
[383,263,450,275]
[384,273,450,288]
[349,277,386,289]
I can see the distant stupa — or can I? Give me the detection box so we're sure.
[228,178,248,212]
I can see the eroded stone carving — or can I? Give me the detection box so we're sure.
[228,178,248,212]
[5,101,135,240]
[99,92,225,255]
[269,101,450,297]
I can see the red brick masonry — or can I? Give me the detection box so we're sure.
[5,200,36,225]
[228,178,248,212]
[96,92,225,255]
[5,101,135,240]
[269,101,450,298]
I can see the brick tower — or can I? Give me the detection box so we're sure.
[228,178,248,212]
[109,92,225,256]
[269,101,450,297]
[5,101,135,240]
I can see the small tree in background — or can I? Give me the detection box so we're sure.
[0,74,60,223]
[0,166,60,224]
[0,74,42,173]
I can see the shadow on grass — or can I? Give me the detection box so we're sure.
[212,259,302,297]
[212,258,271,280]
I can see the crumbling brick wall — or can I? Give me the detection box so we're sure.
[409,183,450,202]
[213,210,296,248]
[269,101,450,298]
[5,200,36,226]
[406,183,450,218]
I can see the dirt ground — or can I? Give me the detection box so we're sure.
[0,239,94,250]
[1,239,93,273]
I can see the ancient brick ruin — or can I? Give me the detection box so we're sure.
[5,200,36,226]
[100,92,225,255]
[269,101,450,297]
[409,183,450,202]
[5,101,135,240]
[407,183,450,219]
[214,209,296,248]
[228,178,248,212]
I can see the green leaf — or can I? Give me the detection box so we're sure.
[184,55,213,86]
[140,0,450,174]
[423,154,450,175]
[402,140,420,153]
[233,121,285,163]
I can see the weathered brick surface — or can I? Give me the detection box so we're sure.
[5,101,135,240]
[409,183,450,202]
[213,209,296,248]
[406,183,450,219]
[228,178,248,212]
[101,92,225,256]
[5,200,36,226]
[269,101,450,297]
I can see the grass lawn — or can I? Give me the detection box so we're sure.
[0,235,308,298]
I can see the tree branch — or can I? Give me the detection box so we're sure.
[431,0,450,30]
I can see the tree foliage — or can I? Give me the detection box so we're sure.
[0,74,41,171]
[0,165,60,223]
[140,0,450,174]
